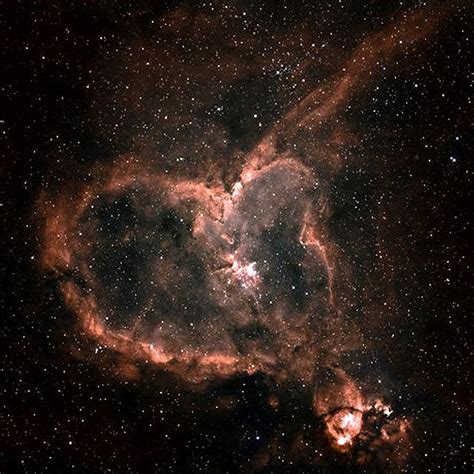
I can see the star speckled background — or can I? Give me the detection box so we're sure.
[1,1,472,472]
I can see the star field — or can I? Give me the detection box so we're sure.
[1,1,472,472]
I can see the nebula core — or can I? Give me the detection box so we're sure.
[2,1,472,472]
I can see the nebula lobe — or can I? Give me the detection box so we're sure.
[41,155,332,380]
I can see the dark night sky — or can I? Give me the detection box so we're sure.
[1,1,472,472]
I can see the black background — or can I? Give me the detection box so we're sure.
[1,1,472,472]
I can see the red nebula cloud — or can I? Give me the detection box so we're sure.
[35,3,457,465]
